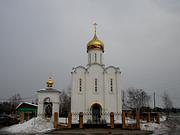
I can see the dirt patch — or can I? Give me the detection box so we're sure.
[48,128,153,135]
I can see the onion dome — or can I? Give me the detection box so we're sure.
[46,76,54,88]
[87,23,104,52]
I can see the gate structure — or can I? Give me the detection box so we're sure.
[83,112,111,125]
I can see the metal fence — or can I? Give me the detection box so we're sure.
[72,112,79,124]
[71,112,122,124]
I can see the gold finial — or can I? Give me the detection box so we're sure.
[93,23,98,36]
[46,75,54,88]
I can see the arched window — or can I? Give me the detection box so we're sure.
[79,78,82,92]
[100,53,102,64]
[95,78,97,92]
[110,78,113,92]
[44,97,52,118]
[89,53,91,63]
[95,53,97,62]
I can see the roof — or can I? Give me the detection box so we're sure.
[16,102,38,109]
[37,88,61,93]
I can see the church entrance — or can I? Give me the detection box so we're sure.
[43,97,52,118]
[91,103,102,124]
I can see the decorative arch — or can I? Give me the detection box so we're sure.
[43,97,52,118]
[91,103,102,124]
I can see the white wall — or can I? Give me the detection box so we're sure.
[37,90,60,119]
[71,64,122,114]
[71,47,122,123]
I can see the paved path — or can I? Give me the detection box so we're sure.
[48,128,153,135]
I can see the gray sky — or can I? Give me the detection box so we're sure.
[0,0,180,107]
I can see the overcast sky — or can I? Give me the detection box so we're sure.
[0,0,180,107]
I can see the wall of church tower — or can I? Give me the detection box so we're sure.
[104,67,122,113]
[88,50,103,65]
[71,65,122,124]
[71,65,122,113]
[71,67,86,112]
[85,64,104,111]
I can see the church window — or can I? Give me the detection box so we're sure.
[95,53,97,62]
[79,78,82,92]
[110,78,113,92]
[89,53,91,63]
[95,78,97,92]
[100,53,102,64]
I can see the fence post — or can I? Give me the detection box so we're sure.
[20,112,24,124]
[136,112,140,129]
[122,112,126,129]
[68,112,72,128]
[54,112,59,129]
[147,112,150,122]
[156,112,160,124]
[110,112,114,129]
[79,112,83,129]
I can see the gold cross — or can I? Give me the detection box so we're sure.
[49,72,53,79]
[93,23,98,34]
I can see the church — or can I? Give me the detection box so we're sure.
[71,24,122,123]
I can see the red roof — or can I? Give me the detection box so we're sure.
[16,102,38,109]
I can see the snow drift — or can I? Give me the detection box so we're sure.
[1,117,54,133]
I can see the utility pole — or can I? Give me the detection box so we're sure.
[154,92,156,110]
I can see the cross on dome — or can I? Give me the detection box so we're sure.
[93,23,98,35]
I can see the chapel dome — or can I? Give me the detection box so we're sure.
[87,33,104,52]
[87,23,104,53]
[46,77,54,88]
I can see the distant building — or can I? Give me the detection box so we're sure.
[71,24,122,123]
[16,102,37,121]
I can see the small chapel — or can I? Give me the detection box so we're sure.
[37,77,61,119]
[71,24,122,123]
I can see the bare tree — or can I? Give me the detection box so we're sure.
[9,93,22,114]
[162,91,173,118]
[59,90,71,116]
[126,87,151,112]
[122,90,126,106]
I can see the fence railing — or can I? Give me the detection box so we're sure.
[56,111,160,130]
[71,112,121,124]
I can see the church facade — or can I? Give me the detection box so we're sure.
[71,25,122,123]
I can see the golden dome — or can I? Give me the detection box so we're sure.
[46,77,54,88]
[87,34,104,52]
[87,23,104,52]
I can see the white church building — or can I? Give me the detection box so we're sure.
[71,25,122,123]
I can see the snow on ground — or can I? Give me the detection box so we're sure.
[59,117,68,124]
[160,115,166,122]
[1,117,54,133]
[141,115,167,133]
[1,115,167,134]
[141,122,160,131]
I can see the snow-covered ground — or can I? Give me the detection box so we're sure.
[141,115,167,134]
[1,117,54,134]
[1,115,168,134]
[59,117,68,124]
